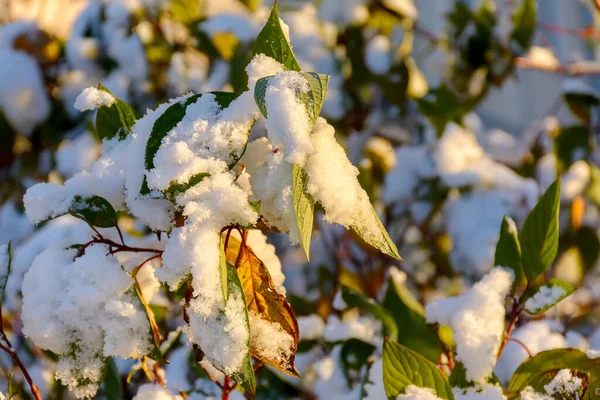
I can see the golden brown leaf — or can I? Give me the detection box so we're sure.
[225,234,300,377]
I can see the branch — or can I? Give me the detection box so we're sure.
[514,57,600,76]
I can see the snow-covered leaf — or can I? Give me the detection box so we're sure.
[0,243,11,306]
[301,72,330,123]
[225,236,299,377]
[520,179,561,280]
[524,278,574,315]
[252,3,301,71]
[95,84,138,141]
[351,203,401,260]
[293,165,314,261]
[103,357,122,400]
[494,216,522,290]
[510,0,536,53]
[68,195,118,228]
[383,338,454,399]
[254,72,330,124]
[383,271,440,362]
[224,262,256,395]
[506,349,599,399]
[341,285,398,341]
[164,172,210,203]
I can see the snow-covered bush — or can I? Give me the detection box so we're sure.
[2,0,600,399]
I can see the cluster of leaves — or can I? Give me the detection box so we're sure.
[3,0,600,399]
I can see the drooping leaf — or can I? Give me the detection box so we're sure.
[341,285,398,341]
[224,262,256,395]
[524,278,574,315]
[564,92,600,124]
[506,349,599,399]
[225,236,300,377]
[129,286,164,363]
[69,195,118,228]
[164,173,210,203]
[103,357,122,400]
[494,216,522,290]
[510,0,536,53]
[95,84,138,141]
[0,242,11,305]
[252,3,301,71]
[293,165,314,261]
[520,179,561,280]
[383,338,454,399]
[351,203,401,260]
[383,271,440,362]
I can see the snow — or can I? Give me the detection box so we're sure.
[21,246,154,398]
[74,86,115,111]
[366,35,392,75]
[519,387,551,400]
[561,160,590,201]
[397,385,443,400]
[248,310,295,370]
[425,267,513,383]
[363,359,385,399]
[524,46,560,69]
[543,369,582,396]
[524,285,567,314]
[383,0,418,20]
[200,14,258,43]
[319,0,369,28]
[383,145,436,205]
[0,50,50,136]
[305,117,375,229]
[298,315,325,340]
[323,314,379,343]
[263,71,313,165]
[133,383,184,400]
[56,132,102,178]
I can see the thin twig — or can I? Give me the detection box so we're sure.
[508,338,533,358]
[0,339,41,400]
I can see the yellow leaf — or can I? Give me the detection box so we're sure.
[225,234,300,377]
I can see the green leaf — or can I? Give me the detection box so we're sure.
[95,84,138,141]
[248,200,261,214]
[219,234,229,303]
[510,0,536,52]
[0,242,11,305]
[383,271,440,362]
[506,349,599,399]
[254,72,330,124]
[341,285,398,341]
[351,203,401,260]
[520,179,561,280]
[494,216,522,290]
[252,3,301,71]
[383,338,454,399]
[293,165,314,261]
[524,278,574,315]
[103,358,122,400]
[164,172,210,203]
[564,92,600,124]
[69,195,118,228]
[225,262,256,395]
[241,0,261,12]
